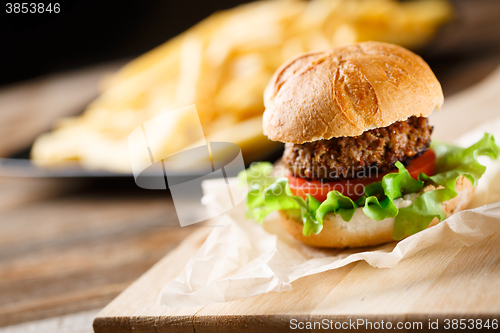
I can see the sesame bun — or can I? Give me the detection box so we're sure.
[279,176,474,248]
[263,42,444,144]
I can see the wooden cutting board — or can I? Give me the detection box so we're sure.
[93,67,500,333]
[92,226,500,333]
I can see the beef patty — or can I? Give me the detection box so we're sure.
[283,116,433,181]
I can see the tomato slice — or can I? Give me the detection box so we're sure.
[287,149,436,202]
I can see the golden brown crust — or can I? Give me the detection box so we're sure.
[279,176,474,248]
[263,42,444,144]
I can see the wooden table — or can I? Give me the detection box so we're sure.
[0,177,199,332]
[1,50,500,333]
[0,64,196,333]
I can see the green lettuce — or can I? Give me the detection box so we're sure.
[393,133,499,239]
[240,133,499,239]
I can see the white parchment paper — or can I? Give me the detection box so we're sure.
[161,119,500,308]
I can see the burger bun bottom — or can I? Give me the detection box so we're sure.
[279,175,474,248]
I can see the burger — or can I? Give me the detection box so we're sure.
[241,41,498,248]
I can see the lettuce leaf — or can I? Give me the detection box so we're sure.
[240,133,499,240]
[316,191,357,225]
[249,174,322,235]
[362,161,424,221]
[393,133,500,240]
[241,162,277,221]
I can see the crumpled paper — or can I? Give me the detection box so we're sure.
[161,118,500,308]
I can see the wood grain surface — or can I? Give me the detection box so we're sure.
[0,62,192,330]
[0,60,499,332]
[0,309,99,333]
[93,227,500,333]
[0,178,195,328]
[1,4,500,332]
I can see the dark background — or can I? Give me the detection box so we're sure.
[0,0,255,86]
[1,0,500,88]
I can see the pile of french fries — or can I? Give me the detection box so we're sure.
[32,0,452,173]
